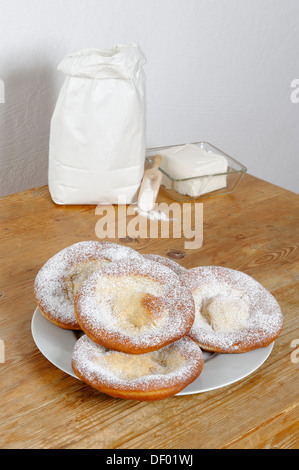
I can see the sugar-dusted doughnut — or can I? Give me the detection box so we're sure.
[74,259,195,353]
[143,254,187,275]
[34,240,143,330]
[180,266,283,353]
[72,334,204,401]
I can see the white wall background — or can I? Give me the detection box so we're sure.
[0,0,298,197]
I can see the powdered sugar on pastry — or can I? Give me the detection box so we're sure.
[74,258,195,353]
[72,334,204,400]
[34,240,143,329]
[180,266,283,353]
[143,253,187,275]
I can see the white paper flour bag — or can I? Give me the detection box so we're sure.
[48,43,146,204]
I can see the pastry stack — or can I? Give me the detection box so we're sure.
[34,241,283,401]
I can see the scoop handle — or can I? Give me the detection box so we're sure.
[152,154,162,168]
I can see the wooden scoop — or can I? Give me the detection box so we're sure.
[138,154,162,212]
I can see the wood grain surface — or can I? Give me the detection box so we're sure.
[0,174,298,449]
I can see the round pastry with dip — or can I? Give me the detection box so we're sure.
[180,266,283,353]
[34,240,143,330]
[72,334,204,401]
[74,258,195,354]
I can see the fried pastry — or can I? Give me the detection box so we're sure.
[72,334,204,401]
[74,258,195,353]
[180,266,283,353]
[34,240,143,329]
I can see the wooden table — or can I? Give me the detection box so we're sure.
[0,174,298,449]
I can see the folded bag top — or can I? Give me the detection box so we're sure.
[57,43,146,79]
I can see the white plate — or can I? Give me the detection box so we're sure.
[31,307,274,396]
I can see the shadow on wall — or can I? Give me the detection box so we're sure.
[0,61,59,197]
